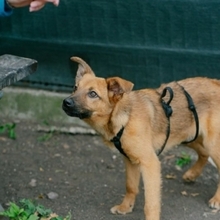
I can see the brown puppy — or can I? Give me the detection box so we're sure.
[62,57,220,220]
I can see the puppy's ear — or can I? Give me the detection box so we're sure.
[106,77,134,102]
[71,57,95,84]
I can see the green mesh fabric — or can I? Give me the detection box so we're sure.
[1,0,220,92]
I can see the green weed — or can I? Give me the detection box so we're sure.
[0,123,16,139]
[38,120,54,142]
[175,152,191,168]
[37,130,54,142]
[0,199,71,220]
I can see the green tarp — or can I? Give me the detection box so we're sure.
[1,0,220,91]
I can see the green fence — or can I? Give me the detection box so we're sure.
[1,0,220,92]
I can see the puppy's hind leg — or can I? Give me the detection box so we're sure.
[183,139,209,182]
[111,157,140,215]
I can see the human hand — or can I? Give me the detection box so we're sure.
[29,0,59,12]
[7,0,59,12]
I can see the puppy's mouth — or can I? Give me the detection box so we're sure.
[62,105,78,117]
[62,99,92,119]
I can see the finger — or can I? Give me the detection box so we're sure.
[53,0,59,6]
[29,1,45,12]
[35,0,59,6]
[29,0,59,11]
[45,0,59,6]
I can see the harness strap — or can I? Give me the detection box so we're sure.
[157,87,174,156]
[178,85,199,144]
[110,127,129,159]
[110,87,174,159]
[110,85,199,159]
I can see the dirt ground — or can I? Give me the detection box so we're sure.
[0,119,220,220]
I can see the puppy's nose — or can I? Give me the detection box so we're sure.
[63,97,74,107]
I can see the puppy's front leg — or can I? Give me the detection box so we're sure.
[111,157,140,215]
[141,153,161,220]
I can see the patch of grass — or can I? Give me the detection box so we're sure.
[175,152,191,168]
[0,123,16,139]
[0,199,71,220]
[38,120,54,142]
[37,130,54,142]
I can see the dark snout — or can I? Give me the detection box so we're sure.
[62,97,77,117]
[62,97,92,119]
[63,97,75,109]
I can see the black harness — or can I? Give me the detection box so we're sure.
[178,84,199,144]
[110,85,199,159]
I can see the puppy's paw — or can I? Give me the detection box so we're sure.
[110,204,133,215]
[209,196,220,210]
[182,170,197,182]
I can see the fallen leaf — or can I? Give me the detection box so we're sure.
[165,174,176,179]
[163,154,175,161]
[41,213,58,220]
[38,194,45,199]
[191,193,199,197]
[29,179,37,187]
[63,143,70,149]
[55,169,65,173]
[181,191,188,196]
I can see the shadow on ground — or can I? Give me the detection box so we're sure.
[0,119,219,220]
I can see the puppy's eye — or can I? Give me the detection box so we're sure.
[73,85,78,92]
[88,91,98,98]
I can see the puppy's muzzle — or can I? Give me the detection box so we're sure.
[62,97,77,117]
[63,97,74,109]
[62,97,92,119]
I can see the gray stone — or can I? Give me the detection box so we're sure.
[0,54,37,90]
[47,192,59,200]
